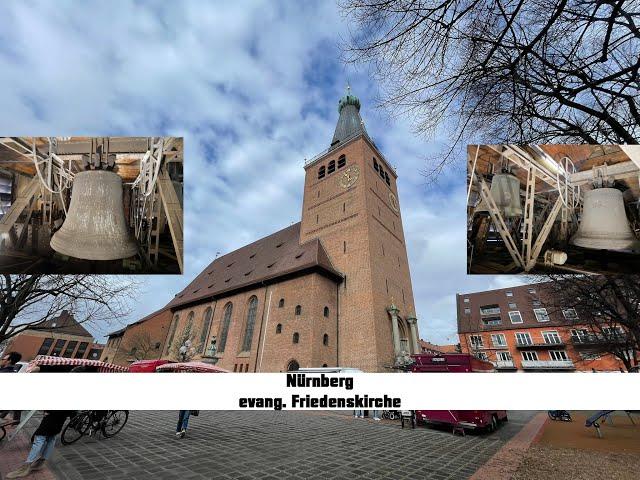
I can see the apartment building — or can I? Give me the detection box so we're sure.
[457,284,625,372]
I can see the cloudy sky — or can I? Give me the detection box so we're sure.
[0,1,524,345]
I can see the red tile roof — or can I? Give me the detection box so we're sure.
[167,222,342,310]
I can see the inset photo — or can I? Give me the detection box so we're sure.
[467,145,640,275]
[0,137,183,274]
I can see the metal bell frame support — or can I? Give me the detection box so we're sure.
[129,137,184,273]
[468,145,579,272]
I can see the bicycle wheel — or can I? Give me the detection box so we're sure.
[101,410,129,438]
[61,413,91,445]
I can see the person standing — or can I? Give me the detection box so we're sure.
[6,410,74,478]
[0,352,23,424]
[176,410,190,438]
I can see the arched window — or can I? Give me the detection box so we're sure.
[327,160,336,174]
[373,158,379,171]
[165,314,179,353]
[241,296,258,352]
[323,334,329,346]
[293,332,300,344]
[218,303,233,353]
[318,166,325,179]
[385,171,390,186]
[287,360,300,371]
[184,311,194,338]
[338,155,346,169]
[295,305,302,315]
[323,306,329,317]
[199,307,213,352]
[278,298,285,308]
[276,323,282,334]
[322,363,327,367]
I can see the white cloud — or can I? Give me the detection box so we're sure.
[0,1,528,345]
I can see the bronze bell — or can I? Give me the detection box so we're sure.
[570,187,640,252]
[475,172,523,218]
[50,170,138,260]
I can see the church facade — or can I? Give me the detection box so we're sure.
[145,90,420,372]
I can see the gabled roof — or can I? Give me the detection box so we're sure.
[167,222,342,310]
[30,310,93,338]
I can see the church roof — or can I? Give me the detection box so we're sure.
[167,223,342,310]
[30,310,93,338]
[331,88,368,147]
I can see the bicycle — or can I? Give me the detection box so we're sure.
[61,410,129,445]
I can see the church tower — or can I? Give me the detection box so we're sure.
[300,88,420,372]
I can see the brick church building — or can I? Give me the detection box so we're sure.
[110,89,421,372]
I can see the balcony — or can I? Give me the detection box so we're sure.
[515,340,565,349]
[571,333,628,348]
[494,360,517,370]
[521,360,575,370]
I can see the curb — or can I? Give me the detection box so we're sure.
[470,412,548,480]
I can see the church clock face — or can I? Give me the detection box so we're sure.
[338,165,360,189]
[389,192,399,212]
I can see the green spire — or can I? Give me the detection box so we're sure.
[338,84,361,113]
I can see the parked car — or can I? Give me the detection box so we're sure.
[411,353,508,432]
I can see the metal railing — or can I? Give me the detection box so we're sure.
[494,360,516,369]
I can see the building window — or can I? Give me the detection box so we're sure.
[469,335,484,348]
[550,350,569,361]
[343,241,346,253]
[508,302,517,309]
[324,306,329,317]
[385,172,390,186]
[506,291,513,297]
[50,339,66,357]
[87,349,101,360]
[165,315,179,353]
[318,166,325,179]
[62,341,78,358]
[522,351,538,361]
[293,332,300,344]
[491,334,507,347]
[218,303,233,353]
[328,160,336,174]
[464,308,470,314]
[338,155,346,168]
[533,308,550,322]
[542,331,561,345]
[278,298,285,308]
[475,352,489,361]
[323,334,329,346]
[497,351,512,361]
[463,298,469,303]
[482,316,501,326]
[74,342,89,359]
[287,360,300,371]
[562,308,578,320]
[602,326,624,338]
[241,296,259,352]
[200,307,213,352]
[37,338,54,356]
[480,304,501,315]
[528,288,536,294]
[295,305,302,315]
[373,158,379,171]
[532,300,541,307]
[515,332,533,346]
[508,311,523,324]
[379,168,385,180]
[276,324,282,334]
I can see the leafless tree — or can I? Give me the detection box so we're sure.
[537,275,640,372]
[340,1,640,175]
[168,321,202,362]
[0,274,141,345]
[123,331,157,361]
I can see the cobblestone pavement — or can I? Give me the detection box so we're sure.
[34,410,536,480]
